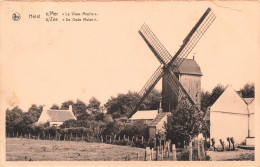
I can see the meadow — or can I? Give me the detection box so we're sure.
[6,138,145,161]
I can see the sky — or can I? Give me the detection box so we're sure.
[0,1,259,111]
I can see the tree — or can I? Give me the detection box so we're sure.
[209,84,225,106]
[201,90,211,112]
[6,107,24,134]
[105,89,161,119]
[240,83,254,98]
[50,104,59,109]
[105,91,138,119]
[24,104,43,125]
[165,102,203,147]
[74,99,89,120]
[140,89,161,110]
[87,97,101,114]
[60,100,74,110]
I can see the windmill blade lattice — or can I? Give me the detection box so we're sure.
[139,23,172,66]
[170,8,216,68]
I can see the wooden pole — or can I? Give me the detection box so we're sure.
[38,133,40,140]
[156,146,159,161]
[101,135,103,143]
[172,144,176,161]
[110,136,112,143]
[114,135,116,143]
[106,135,108,143]
[151,148,154,160]
[124,135,125,140]
[189,142,193,161]
[161,145,163,161]
[119,136,120,141]
[145,147,151,161]
[127,136,129,141]
[142,136,144,144]
[197,140,201,161]
[169,140,172,152]
[201,140,206,160]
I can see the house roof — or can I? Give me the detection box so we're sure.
[178,58,202,76]
[210,86,248,114]
[129,110,158,120]
[149,112,171,127]
[243,98,254,105]
[46,109,76,122]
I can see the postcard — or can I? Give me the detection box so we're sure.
[0,0,259,166]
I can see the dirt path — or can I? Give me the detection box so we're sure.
[207,149,254,161]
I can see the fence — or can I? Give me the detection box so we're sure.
[6,131,152,147]
[143,139,207,161]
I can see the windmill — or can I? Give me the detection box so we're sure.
[129,8,216,119]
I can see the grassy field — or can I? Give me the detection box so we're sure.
[6,138,145,161]
[6,138,254,161]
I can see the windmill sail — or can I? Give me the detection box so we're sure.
[139,23,172,66]
[131,8,215,121]
[129,65,164,117]
[169,8,216,68]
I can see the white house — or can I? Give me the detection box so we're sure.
[210,86,255,146]
[36,105,76,127]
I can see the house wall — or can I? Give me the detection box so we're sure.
[149,127,156,139]
[248,100,255,137]
[179,74,201,109]
[210,111,248,146]
[249,113,254,137]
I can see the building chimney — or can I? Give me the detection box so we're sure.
[69,105,73,112]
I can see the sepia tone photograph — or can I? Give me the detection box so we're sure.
[0,0,259,165]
